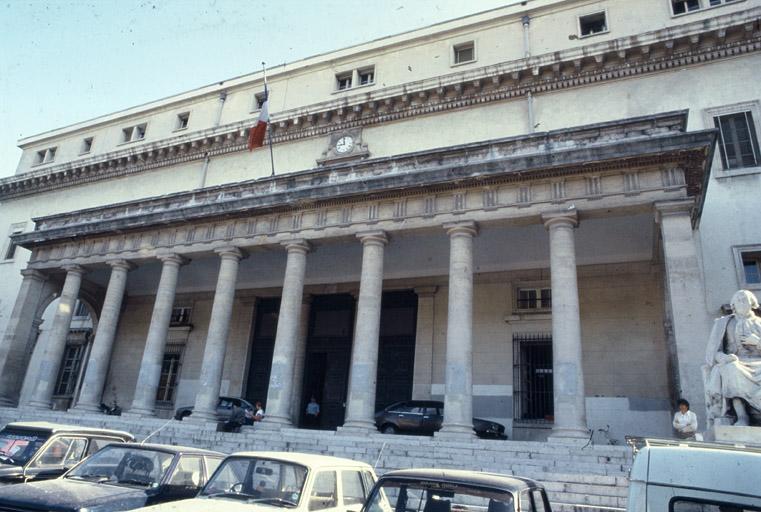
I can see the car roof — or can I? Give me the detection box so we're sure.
[631,445,761,496]
[113,442,224,456]
[3,421,134,440]
[380,469,540,492]
[229,451,373,470]
[392,400,443,407]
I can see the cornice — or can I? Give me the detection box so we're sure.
[1,7,757,201]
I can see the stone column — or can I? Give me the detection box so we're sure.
[289,296,312,425]
[655,200,711,423]
[128,254,186,416]
[263,240,310,427]
[73,260,134,412]
[192,247,245,422]
[440,222,477,436]
[412,286,437,400]
[0,269,48,406]
[542,210,588,438]
[28,265,85,409]
[343,231,388,431]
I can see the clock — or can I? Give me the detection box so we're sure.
[335,136,354,154]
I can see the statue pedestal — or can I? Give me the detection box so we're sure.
[705,425,761,446]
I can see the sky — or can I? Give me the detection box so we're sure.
[0,0,518,178]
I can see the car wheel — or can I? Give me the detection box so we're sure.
[381,424,397,434]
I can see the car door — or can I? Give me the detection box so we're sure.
[24,436,88,481]
[388,404,419,432]
[160,455,205,503]
[217,398,233,421]
[339,469,370,512]
[421,407,443,433]
[308,470,341,512]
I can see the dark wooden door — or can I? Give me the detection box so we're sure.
[245,298,280,407]
[375,291,418,412]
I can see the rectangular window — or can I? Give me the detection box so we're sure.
[517,287,552,310]
[309,471,337,511]
[3,224,25,261]
[54,339,89,397]
[122,123,147,143]
[358,67,375,86]
[176,112,190,130]
[80,137,94,154]
[73,301,89,318]
[253,91,267,110]
[170,306,192,326]
[156,343,184,404]
[742,251,761,285]
[34,147,57,165]
[670,498,761,511]
[453,41,475,64]
[672,0,700,14]
[579,11,608,37]
[714,111,761,170]
[336,72,352,91]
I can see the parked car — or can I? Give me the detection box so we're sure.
[0,442,225,511]
[626,438,761,511]
[374,400,507,439]
[0,421,133,485]
[132,450,377,511]
[174,396,254,423]
[363,468,551,512]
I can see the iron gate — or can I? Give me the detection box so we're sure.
[512,333,553,423]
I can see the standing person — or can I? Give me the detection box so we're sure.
[672,399,698,440]
[305,396,320,428]
[253,401,265,422]
[224,403,246,433]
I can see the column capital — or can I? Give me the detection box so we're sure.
[542,209,579,230]
[356,230,388,246]
[157,253,189,266]
[414,286,438,298]
[214,246,246,260]
[444,221,478,238]
[281,239,311,254]
[106,259,136,272]
[654,199,695,223]
[61,264,86,276]
[20,268,47,282]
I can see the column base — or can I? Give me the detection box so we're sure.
[69,403,103,414]
[186,409,218,423]
[436,424,476,441]
[0,397,18,408]
[26,400,52,410]
[549,425,591,445]
[338,419,377,433]
[123,407,156,418]
[259,415,293,430]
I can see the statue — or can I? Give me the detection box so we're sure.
[704,290,761,428]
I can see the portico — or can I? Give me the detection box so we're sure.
[0,112,715,441]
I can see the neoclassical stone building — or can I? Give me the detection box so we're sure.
[0,0,759,441]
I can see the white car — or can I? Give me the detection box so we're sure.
[134,451,377,512]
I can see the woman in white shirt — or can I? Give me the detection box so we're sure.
[673,398,698,440]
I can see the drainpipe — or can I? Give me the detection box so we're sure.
[527,91,536,134]
[522,15,531,58]
[199,153,211,189]
[214,91,227,128]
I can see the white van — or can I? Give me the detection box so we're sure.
[627,439,761,511]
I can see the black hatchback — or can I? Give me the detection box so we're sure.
[0,442,225,511]
[374,400,506,439]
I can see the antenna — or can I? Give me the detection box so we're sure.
[374,442,387,469]
[140,417,176,445]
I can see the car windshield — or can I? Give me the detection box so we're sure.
[0,430,49,466]
[366,478,515,512]
[66,445,174,487]
[201,456,307,507]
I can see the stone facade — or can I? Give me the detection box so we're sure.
[0,0,759,445]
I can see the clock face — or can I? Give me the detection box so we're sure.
[335,136,354,154]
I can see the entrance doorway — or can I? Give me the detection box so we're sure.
[245,298,280,406]
[512,333,554,423]
[300,294,355,429]
[375,290,417,412]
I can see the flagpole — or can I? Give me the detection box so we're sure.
[262,62,275,177]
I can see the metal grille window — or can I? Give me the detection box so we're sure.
[54,331,91,397]
[156,344,184,404]
[742,251,761,285]
[73,301,89,318]
[170,307,192,326]
[517,287,552,310]
[513,333,553,423]
[714,111,761,170]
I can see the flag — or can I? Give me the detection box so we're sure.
[247,87,269,151]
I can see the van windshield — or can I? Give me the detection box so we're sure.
[0,430,49,466]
